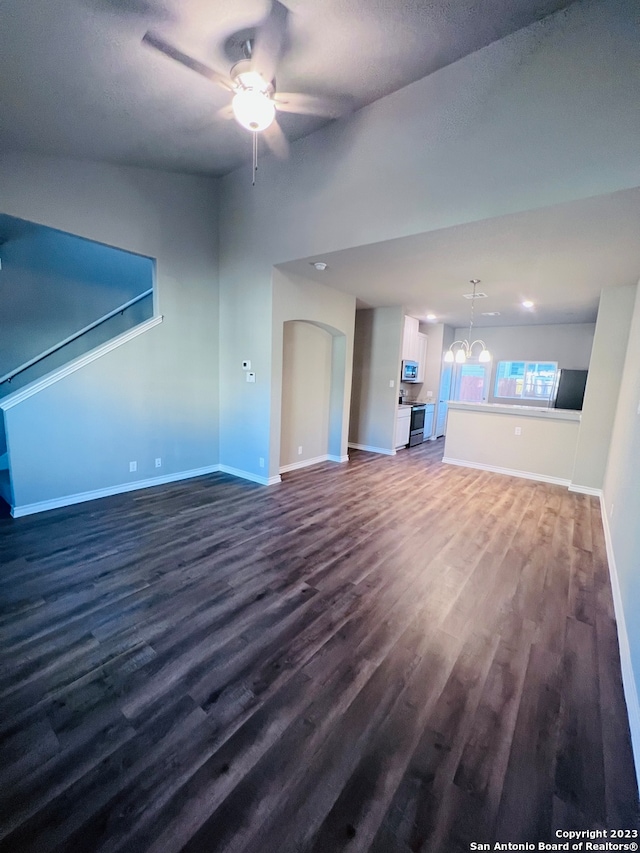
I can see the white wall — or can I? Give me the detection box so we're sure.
[603,280,640,713]
[349,307,404,453]
[218,0,640,480]
[452,323,595,405]
[0,151,219,512]
[572,285,636,490]
[445,406,580,482]
[280,321,332,469]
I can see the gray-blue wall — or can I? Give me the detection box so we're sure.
[0,216,154,375]
[0,153,220,511]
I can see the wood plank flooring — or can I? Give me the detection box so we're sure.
[0,440,637,852]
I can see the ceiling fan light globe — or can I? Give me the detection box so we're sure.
[232,89,276,132]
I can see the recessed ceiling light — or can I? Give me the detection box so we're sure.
[311,261,328,271]
[522,300,534,308]
[426,313,436,320]
[481,311,501,316]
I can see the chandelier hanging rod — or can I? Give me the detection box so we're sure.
[444,279,491,364]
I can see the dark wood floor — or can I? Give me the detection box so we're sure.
[0,440,637,853]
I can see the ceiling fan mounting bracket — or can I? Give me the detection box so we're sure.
[230,59,274,95]
[241,38,253,60]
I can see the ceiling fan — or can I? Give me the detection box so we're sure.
[142,0,347,182]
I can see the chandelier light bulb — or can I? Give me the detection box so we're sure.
[444,350,454,363]
[232,89,276,132]
[479,348,491,362]
[455,348,467,364]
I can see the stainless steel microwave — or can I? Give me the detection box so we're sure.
[401,360,419,382]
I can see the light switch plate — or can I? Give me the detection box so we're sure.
[242,360,251,370]
[247,372,256,383]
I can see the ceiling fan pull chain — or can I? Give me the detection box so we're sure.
[252,131,258,186]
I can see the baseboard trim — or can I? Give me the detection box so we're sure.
[217,464,281,486]
[280,455,327,474]
[11,461,285,516]
[279,453,348,474]
[442,457,571,488]
[599,496,640,789]
[569,484,603,497]
[348,443,395,456]
[11,464,220,517]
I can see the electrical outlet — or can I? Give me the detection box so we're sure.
[389,379,395,388]
[298,446,303,455]
[155,458,162,468]
[259,457,265,468]
[129,461,137,472]
[514,427,522,436]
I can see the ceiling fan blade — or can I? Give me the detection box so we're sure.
[142,31,235,91]
[250,0,289,85]
[262,120,289,159]
[274,92,349,119]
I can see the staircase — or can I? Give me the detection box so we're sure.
[0,288,153,399]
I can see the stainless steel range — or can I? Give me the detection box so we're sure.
[408,404,426,446]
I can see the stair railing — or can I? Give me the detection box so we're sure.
[0,288,153,387]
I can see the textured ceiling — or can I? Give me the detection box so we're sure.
[0,0,577,176]
[279,188,640,328]
[4,0,636,331]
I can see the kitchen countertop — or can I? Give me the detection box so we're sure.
[447,401,580,421]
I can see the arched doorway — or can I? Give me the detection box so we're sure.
[279,320,347,473]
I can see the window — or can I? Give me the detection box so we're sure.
[494,361,557,401]
[453,363,489,402]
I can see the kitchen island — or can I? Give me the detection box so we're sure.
[443,401,581,486]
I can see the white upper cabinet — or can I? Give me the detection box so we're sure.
[402,316,420,363]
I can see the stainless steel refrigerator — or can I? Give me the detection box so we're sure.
[553,369,588,410]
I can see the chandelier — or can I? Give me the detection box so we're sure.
[444,279,491,364]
